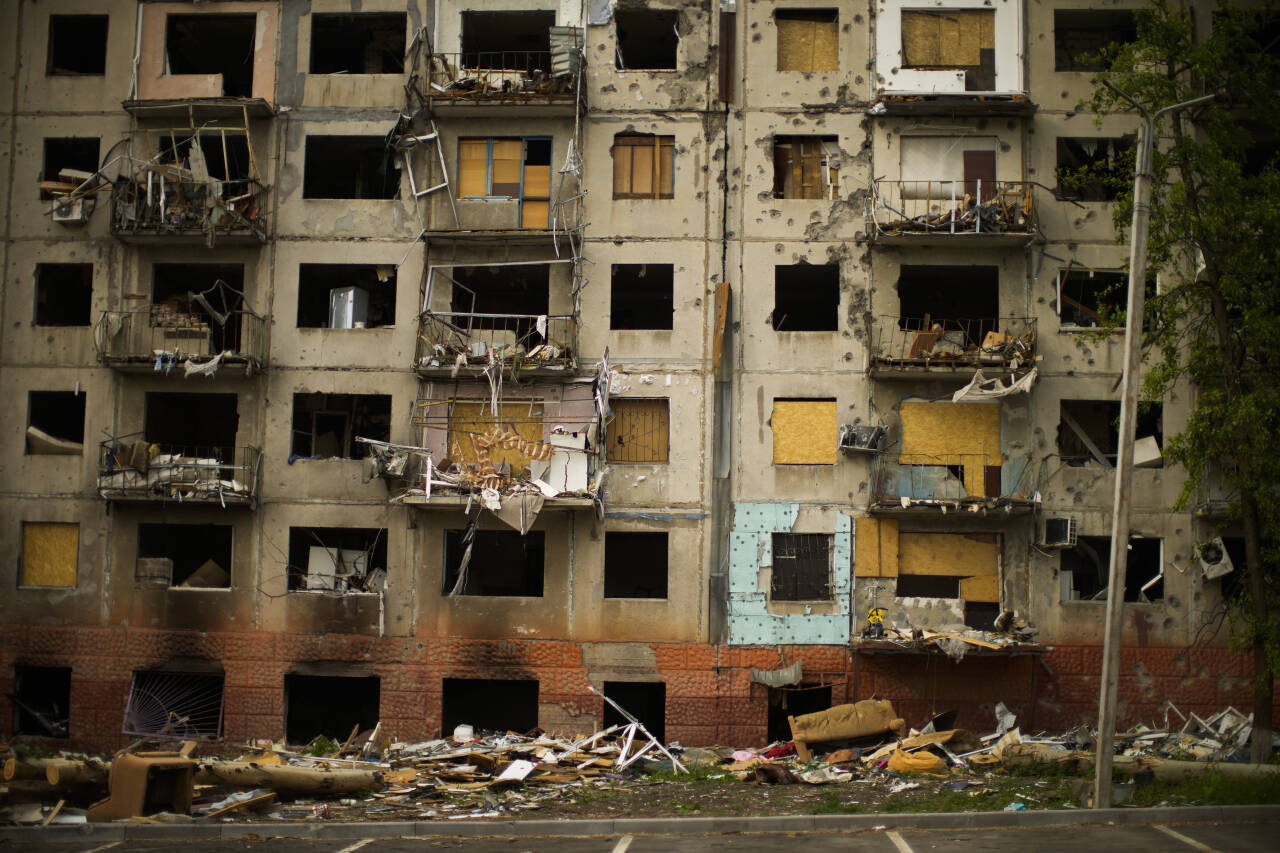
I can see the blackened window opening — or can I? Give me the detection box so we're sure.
[964,601,1001,630]
[443,529,545,597]
[897,265,999,345]
[27,391,86,451]
[773,264,839,331]
[298,264,397,329]
[896,575,960,598]
[604,532,668,598]
[310,13,406,74]
[35,263,92,326]
[1061,535,1163,601]
[144,392,239,451]
[610,264,674,330]
[1054,10,1137,71]
[461,11,555,71]
[442,678,539,735]
[615,10,679,70]
[14,665,71,737]
[448,265,550,340]
[771,533,832,600]
[603,681,666,743]
[1059,400,1163,467]
[138,523,232,588]
[48,15,109,75]
[286,526,387,592]
[1056,137,1134,202]
[303,136,400,199]
[284,674,380,744]
[42,138,100,198]
[165,14,255,97]
[767,684,830,743]
[290,393,392,459]
[1059,269,1128,327]
[153,263,246,353]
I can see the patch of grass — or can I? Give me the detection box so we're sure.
[810,789,864,814]
[13,744,57,760]
[1131,772,1280,807]
[671,800,702,813]
[570,786,618,806]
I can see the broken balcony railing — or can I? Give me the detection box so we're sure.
[872,317,1036,374]
[110,171,268,244]
[97,434,261,506]
[427,51,581,104]
[94,310,267,374]
[867,180,1037,240]
[416,312,578,374]
[870,452,1041,510]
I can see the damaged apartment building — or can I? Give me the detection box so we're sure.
[1,0,1269,751]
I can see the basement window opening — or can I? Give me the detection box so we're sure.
[1056,137,1135,202]
[291,393,392,460]
[460,11,555,71]
[20,522,78,588]
[611,134,675,200]
[14,665,71,738]
[41,138,100,200]
[165,13,256,97]
[443,529,544,597]
[767,684,831,743]
[442,678,538,735]
[287,526,387,593]
[297,264,397,329]
[775,10,839,72]
[26,390,85,455]
[615,10,679,70]
[304,136,400,200]
[47,15,108,76]
[152,263,247,354]
[144,392,239,451]
[610,264,674,330]
[1058,400,1163,468]
[137,523,232,589]
[1061,535,1164,602]
[310,13,406,74]
[604,532,668,599]
[901,9,995,90]
[897,265,999,346]
[124,670,224,739]
[771,533,832,601]
[603,681,666,743]
[773,136,839,199]
[772,398,837,465]
[1054,10,1137,72]
[35,263,92,326]
[284,674,379,745]
[773,264,839,331]
[448,265,550,333]
[607,398,670,464]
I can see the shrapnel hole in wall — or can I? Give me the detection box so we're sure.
[773,264,839,331]
[35,263,92,326]
[610,264,674,330]
[604,531,669,598]
[442,678,539,735]
[603,681,666,742]
[286,526,387,593]
[165,13,256,97]
[443,529,545,597]
[615,10,679,70]
[284,673,379,745]
[137,523,233,588]
[47,15,108,76]
[310,13,406,74]
[297,264,396,329]
[460,10,555,71]
[291,394,392,459]
[303,136,400,199]
[14,665,71,738]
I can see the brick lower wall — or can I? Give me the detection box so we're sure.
[2,626,1273,752]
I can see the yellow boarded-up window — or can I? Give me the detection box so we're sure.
[901,9,994,68]
[457,139,490,197]
[898,532,1000,603]
[612,135,675,199]
[448,399,544,472]
[21,522,78,587]
[899,401,1001,497]
[608,398,670,463]
[772,398,837,465]
[776,10,839,72]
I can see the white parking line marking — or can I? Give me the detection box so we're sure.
[610,836,634,853]
[336,840,376,853]
[885,830,914,853]
[80,844,122,853]
[1154,825,1218,853]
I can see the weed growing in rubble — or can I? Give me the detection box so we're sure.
[644,765,732,785]
[811,790,863,814]
[1131,772,1280,807]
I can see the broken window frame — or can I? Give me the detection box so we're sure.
[614,10,680,71]
[774,9,840,73]
[607,398,670,464]
[34,263,93,327]
[602,681,666,743]
[456,137,552,227]
[1058,399,1163,469]
[603,531,670,599]
[1057,268,1129,328]
[611,134,675,200]
[41,137,100,200]
[442,528,545,598]
[286,526,387,594]
[771,532,833,601]
[290,393,393,460]
[136,523,233,589]
[309,12,407,75]
[47,14,109,77]
[772,136,840,200]
[303,135,401,200]
[13,665,71,738]
[1056,136,1135,202]
[1060,535,1165,602]
[1054,9,1138,72]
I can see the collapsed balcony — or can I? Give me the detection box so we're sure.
[866,180,1037,245]
[871,317,1036,378]
[97,433,260,506]
[869,451,1041,514]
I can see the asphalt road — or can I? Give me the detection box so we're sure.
[5,821,1277,853]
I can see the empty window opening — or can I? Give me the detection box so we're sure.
[460,11,555,70]
[901,9,995,90]
[607,398,670,464]
[26,390,85,455]
[1058,400,1163,468]
[137,524,232,589]
[767,684,831,743]
[443,529,544,597]
[158,133,252,182]
[773,136,839,199]
[1219,537,1247,602]
[774,264,839,331]
[604,532,668,598]
[603,681,666,743]
[1056,137,1134,202]
[152,264,246,354]
[772,399,837,465]
[771,533,832,601]
[1061,535,1163,602]
[448,265,551,331]
[145,392,239,450]
[14,665,71,738]
[284,674,379,745]
[896,575,960,598]
[310,13,406,74]
[35,263,92,326]
[964,601,1001,631]
[1055,10,1137,71]
[125,670,224,739]
[297,264,397,329]
[287,526,387,593]
[897,265,1000,345]
[304,136,400,199]
[20,522,78,588]
[615,11,679,70]
[48,15,108,76]
[165,14,256,97]
[291,393,392,459]
[775,10,839,72]
[611,264,674,330]
[442,678,539,735]
[457,137,551,226]
[1059,269,1128,327]
[41,138,100,199]
[612,135,675,200]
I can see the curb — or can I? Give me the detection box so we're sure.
[3,804,1278,843]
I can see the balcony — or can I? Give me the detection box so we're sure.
[423,49,583,116]
[98,434,260,506]
[870,317,1035,380]
[94,310,267,376]
[866,181,1037,246]
[869,452,1041,515]
[414,312,578,378]
[109,172,269,245]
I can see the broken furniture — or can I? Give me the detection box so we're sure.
[86,746,196,822]
[788,698,907,762]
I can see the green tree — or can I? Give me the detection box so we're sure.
[1081,0,1280,761]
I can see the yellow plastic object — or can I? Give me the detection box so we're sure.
[887,748,946,774]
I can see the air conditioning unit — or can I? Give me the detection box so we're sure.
[50,197,88,225]
[838,424,886,454]
[1196,536,1234,580]
[1042,517,1078,548]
